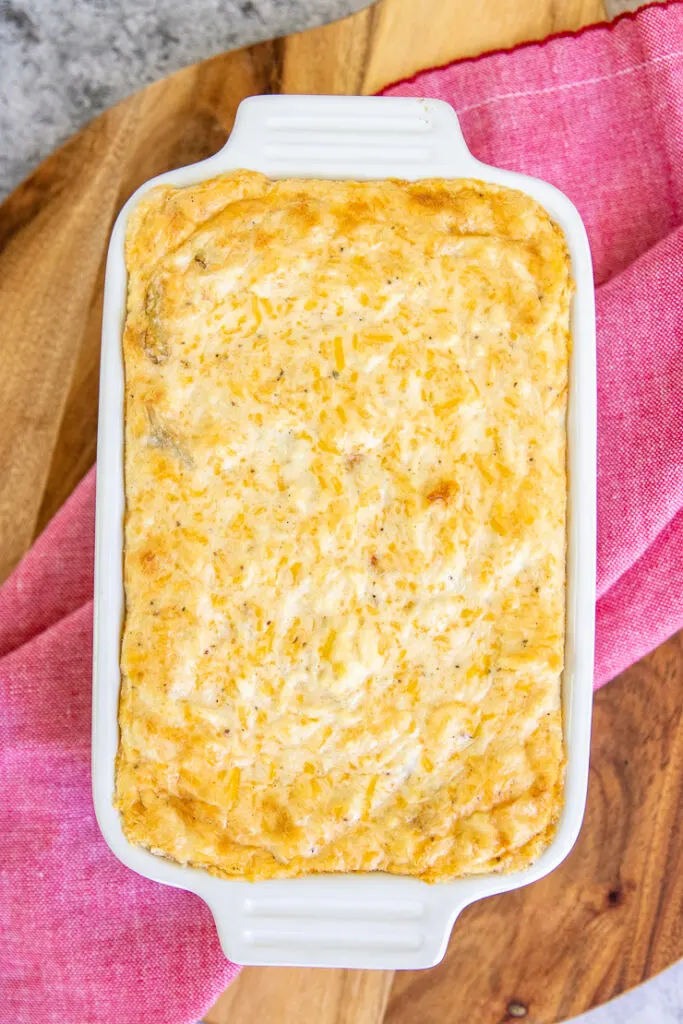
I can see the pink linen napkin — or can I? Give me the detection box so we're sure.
[2,4,683,1021]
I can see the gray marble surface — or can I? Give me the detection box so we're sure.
[0,0,369,197]
[569,960,683,1024]
[0,0,654,199]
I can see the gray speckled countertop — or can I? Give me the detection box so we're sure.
[0,0,656,199]
[0,0,369,197]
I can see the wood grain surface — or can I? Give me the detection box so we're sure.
[1,1,680,1022]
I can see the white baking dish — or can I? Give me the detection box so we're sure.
[93,95,596,971]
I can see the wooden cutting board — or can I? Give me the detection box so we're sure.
[1,1,681,1022]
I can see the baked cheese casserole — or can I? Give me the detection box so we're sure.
[118,171,571,882]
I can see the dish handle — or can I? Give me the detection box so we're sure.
[216,94,481,180]
[204,879,473,970]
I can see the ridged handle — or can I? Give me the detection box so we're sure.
[221,95,480,180]
[206,878,467,969]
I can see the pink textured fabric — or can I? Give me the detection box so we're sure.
[2,4,683,1021]
[0,473,240,1024]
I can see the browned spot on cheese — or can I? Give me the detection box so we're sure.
[289,198,321,232]
[426,479,458,506]
[252,228,276,251]
[408,187,457,212]
[334,198,374,235]
[139,549,157,574]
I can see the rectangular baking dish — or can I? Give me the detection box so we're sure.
[92,94,596,971]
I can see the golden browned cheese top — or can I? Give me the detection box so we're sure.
[117,171,570,881]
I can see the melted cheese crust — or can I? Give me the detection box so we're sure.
[118,171,571,882]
